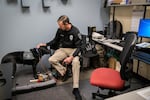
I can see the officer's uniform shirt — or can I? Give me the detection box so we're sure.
[47,25,82,57]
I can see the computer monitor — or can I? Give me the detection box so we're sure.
[138,19,150,38]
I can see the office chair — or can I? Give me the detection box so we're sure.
[90,33,137,99]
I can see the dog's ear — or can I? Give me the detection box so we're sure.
[30,46,50,59]
[38,46,51,55]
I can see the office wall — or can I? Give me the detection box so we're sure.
[0,0,110,60]
[111,6,150,42]
[110,6,133,33]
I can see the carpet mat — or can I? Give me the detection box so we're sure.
[12,65,149,100]
[12,76,148,100]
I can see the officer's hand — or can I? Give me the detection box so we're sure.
[37,43,46,48]
[63,56,74,65]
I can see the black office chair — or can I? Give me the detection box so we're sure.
[90,33,137,99]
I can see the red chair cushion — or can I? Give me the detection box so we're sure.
[90,68,125,90]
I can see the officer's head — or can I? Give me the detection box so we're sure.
[57,15,71,31]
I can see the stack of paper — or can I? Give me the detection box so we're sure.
[136,42,150,48]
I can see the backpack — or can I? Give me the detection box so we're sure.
[80,35,98,58]
[106,20,123,39]
[80,35,99,68]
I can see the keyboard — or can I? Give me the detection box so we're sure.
[111,40,125,47]
[133,51,150,62]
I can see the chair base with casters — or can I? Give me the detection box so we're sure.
[90,33,137,99]
[92,88,117,99]
[92,85,131,99]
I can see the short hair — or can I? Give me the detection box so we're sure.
[57,15,70,25]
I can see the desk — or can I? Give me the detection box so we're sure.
[132,51,150,79]
[105,86,150,100]
[132,51,150,65]
[93,38,123,51]
[93,37,150,80]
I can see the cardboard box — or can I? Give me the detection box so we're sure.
[112,0,122,4]
[131,0,146,4]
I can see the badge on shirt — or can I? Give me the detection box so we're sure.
[78,33,82,39]
[69,35,73,41]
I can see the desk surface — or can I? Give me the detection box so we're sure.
[105,86,150,100]
[93,37,150,64]
[93,38,123,51]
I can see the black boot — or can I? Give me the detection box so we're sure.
[52,69,69,82]
[61,71,69,82]
[72,88,82,100]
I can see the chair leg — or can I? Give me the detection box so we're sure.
[108,90,116,97]
[92,89,100,99]
[92,93,97,99]
[92,88,106,99]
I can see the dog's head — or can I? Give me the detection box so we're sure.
[30,46,51,59]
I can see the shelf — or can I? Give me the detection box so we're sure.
[107,2,150,39]
[108,3,150,7]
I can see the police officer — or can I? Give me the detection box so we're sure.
[37,15,82,100]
